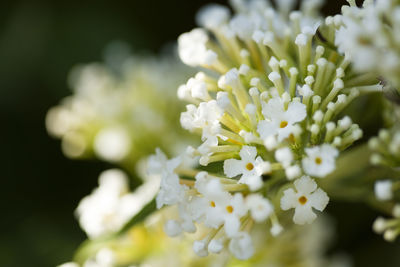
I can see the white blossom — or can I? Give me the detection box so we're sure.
[93,126,131,162]
[149,149,187,209]
[76,169,159,239]
[178,28,217,67]
[147,148,181,176]
[302,144,339,178]
[180,100,222,140]
[76,169,129,238]
[196,4,230,30]
[224,146,270,190]
[194,173,248,237]
[156,172,186,209]
[246,194,273,222]
[258,97,306,141]
[281,176,329,225]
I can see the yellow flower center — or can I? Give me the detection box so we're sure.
[298,196,308,205]
[210,201,216,207]
[280,121,288,128]
[246,163,254,171]
[226,205,234,213]
[315,157,322,165]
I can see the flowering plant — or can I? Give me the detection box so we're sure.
[53,0,400,266]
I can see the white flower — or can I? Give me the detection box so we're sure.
[281,176,329,225]
[97,169,129,195]
[156,172,186,209]
[223,146,270,191]
[194,173,248,237]
[93,126,131,162]
[196,4,230,30]
[302,144,339,178]
[75,169,131,238]
[228,232,254,260]
[178,76,211,101]
[374,180,393,201]
[180,100,222,140]
[147,148,181,176]
[149,150,187,209]
[257,97,306,141]
[246,194,273,222]
[178,28,217,67]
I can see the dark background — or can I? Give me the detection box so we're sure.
[1,0,399,266]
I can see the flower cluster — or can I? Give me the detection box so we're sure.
[50,0,400,265]
[76,169,158,239]
[336,0,400,90]
[46,47,193,169]
[148,0,380,259]
[59,208,348,267]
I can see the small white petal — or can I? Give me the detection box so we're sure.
[308,188,329,211]
[239,146,258,162]
[280,188,297,210]
[286,101,307,124]
[224,159,244,178]
[293,204,317,224]
[224,215,241,237]
[294,175,317,195]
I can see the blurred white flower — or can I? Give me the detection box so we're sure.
[178,28,217,67]
[228,232,254,260]
[246,194,273,222]
[76,169,158,238]
[94,126,131,162]
[302,144,339,178]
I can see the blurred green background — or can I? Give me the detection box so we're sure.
[1,0,399,266]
